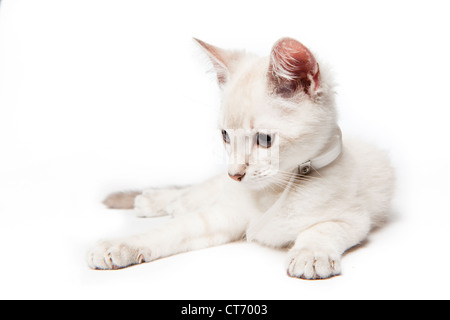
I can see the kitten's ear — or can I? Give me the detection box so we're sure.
[194,38,232,87]
[268,38,320,98]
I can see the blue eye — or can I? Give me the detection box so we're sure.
[257,133,272,148]
[222,130,230,144]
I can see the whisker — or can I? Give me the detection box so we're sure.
[252,166,324,195]
[266,175,308,194]
[276,169,323,181]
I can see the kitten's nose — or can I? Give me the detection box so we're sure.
[228,172,246,182]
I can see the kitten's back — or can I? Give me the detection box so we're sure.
[345,136,396,227]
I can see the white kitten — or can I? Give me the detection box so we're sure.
[88,37,395,279]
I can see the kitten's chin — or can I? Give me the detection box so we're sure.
[241,177,275,190]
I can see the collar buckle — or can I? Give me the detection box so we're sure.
[298,161,312,175]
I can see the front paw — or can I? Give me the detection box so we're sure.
[287,248,341,280]
[87,241,149,270]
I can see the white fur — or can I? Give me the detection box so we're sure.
[88,38,395,279]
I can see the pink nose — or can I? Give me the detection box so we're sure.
[228,172,246,182]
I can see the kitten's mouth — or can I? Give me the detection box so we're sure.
[239,172,275,189]
[243,178,274,191]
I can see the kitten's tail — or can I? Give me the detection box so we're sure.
[102,191,141,209]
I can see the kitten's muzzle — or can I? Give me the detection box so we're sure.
[228,172,246,182]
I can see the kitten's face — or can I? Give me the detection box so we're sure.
[220,127,280,188]
[196,38,336,189]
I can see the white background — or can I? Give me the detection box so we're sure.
[1,0,450,300]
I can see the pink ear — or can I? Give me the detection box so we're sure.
[268,38,320,97]
[194,38,230,87]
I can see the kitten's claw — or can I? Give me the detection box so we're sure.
[287,248,341,280]
[87,241,150,270]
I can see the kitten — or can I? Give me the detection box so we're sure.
[88,37,395,279]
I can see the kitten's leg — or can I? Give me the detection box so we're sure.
[134,177,221,218]
[134,186,190,217]
[287,214,371,280]
[103,186,191,217]
[87,203,249,270]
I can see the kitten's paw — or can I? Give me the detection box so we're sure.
[287,248,341,280]
[87,241,150,270]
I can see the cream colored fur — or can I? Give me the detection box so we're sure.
[88,38,395,279]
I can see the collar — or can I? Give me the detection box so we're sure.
[246,127,343,242]
[298,127,343,175]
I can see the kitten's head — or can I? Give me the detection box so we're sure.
[196,37,338,189]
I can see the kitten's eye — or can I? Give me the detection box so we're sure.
[256,133,272,148]
[222,130,230,144]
